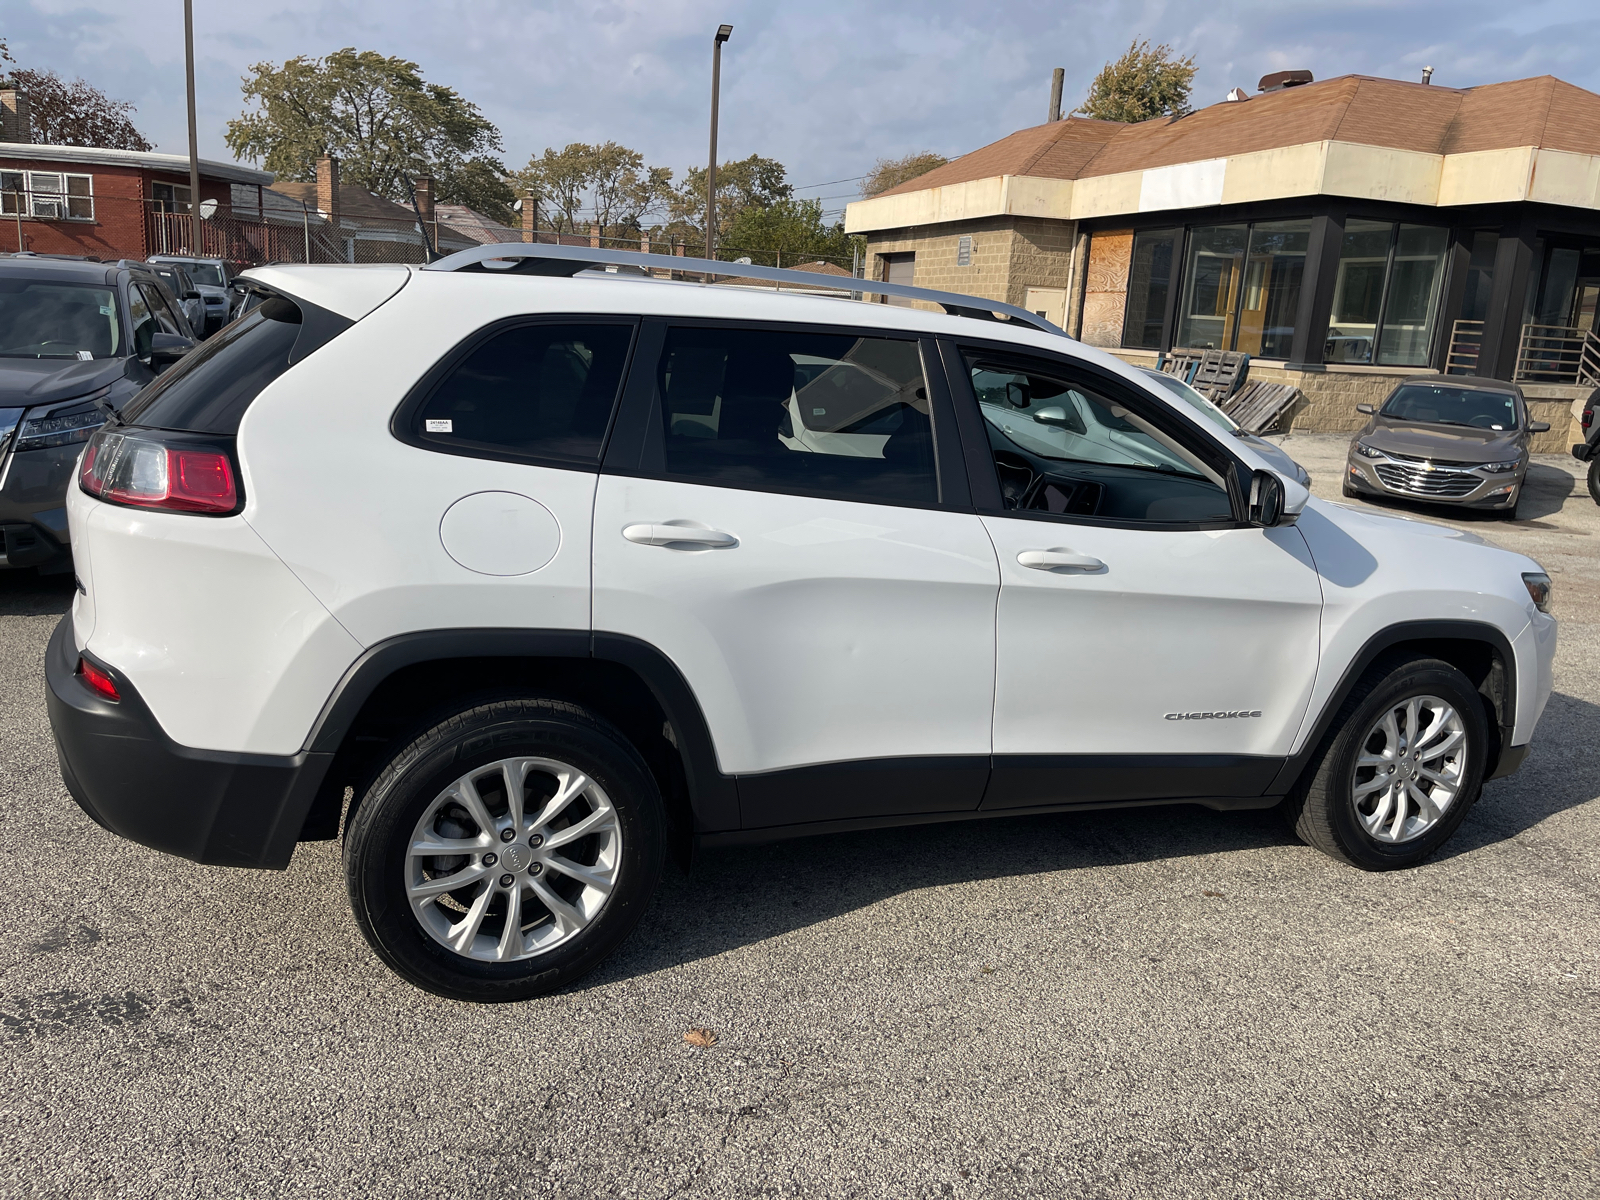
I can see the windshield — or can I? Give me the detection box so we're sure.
[184,263,226,287]
[1140,368,1239,431]
[0,280,121,359]
[1380,384,1519,430]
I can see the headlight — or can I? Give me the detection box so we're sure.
[13,389,109,453]
[1354,442,1384,460]
[1479,460,1520,473]
[1522,572,1552,613]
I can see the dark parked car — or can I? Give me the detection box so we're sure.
[1571,388,1599,506]
[148,255,235,335]
[0,253,194,572]
[141,260,206,335]
[1344,375,1550,519]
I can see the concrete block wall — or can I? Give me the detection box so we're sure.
[866,216,1077,312]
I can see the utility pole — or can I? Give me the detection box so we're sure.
[705,24,733,266]
[184,0,203,254]
[1049,67,1064,122]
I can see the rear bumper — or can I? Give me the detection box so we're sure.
[45,614,333,869]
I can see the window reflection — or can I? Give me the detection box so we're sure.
[1328,220,1449,366]
[1172,220,1308,358]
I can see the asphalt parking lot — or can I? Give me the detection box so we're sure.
[2,432,1596,1199]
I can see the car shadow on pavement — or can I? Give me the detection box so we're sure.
[0,570,75,617]
[599,692,1600,985]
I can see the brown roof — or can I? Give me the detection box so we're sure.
[876,73,1600,196]
[434,203,521,245]
[269,181,417,222]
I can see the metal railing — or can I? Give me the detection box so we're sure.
[1514,323,1600,385]
[1445,319,1484,375]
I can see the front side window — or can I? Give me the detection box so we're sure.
[0,279,120,359]
[1328,220,1449,366]
[1380,384,1520,431]
[414,322,633,467]
[127,285,157,359]
[137,283,182,337]
[969,355,1232,525]
[657,326,936,506]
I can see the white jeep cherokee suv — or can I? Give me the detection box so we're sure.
[46,245,1558,1002]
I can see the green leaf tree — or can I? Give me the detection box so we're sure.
[514,142,673,238]
[721,196,857,268]
[1074,40,1197,123]
[225,49,506,207]
[668,154,794,249]
[861,151,948,198]
[9,68,152,150]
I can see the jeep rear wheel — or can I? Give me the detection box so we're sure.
[344,697,664,1001]
[1283,656,1489,870]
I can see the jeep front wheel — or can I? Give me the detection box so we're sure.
[344,697,664,1001]
[1284,656,1489,870]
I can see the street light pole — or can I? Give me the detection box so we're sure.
[183,0,202,254]
[705,24,732,267]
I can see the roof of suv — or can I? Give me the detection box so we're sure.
[0,254,126,286]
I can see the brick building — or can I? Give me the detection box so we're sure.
[1,137,273,261]
[845,71,1600,448]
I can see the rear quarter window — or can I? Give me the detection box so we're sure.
[120,294,350,433]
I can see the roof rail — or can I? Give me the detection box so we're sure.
[422,242,1066,336]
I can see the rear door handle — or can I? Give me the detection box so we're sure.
[1017,547,1105,572]
[622,523,739,549]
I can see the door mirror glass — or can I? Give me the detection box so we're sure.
[1249,469,1286,527]
[148,331,194,368]
[1005,381,1029,409]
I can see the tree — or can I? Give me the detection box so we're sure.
[1074,40,1197,123]
[514,142,674,238]
[721,197,857,268]
[225,49,505,206]
[9,68,152,150]
[436,157,516,226]
[861,151,948,198]
[668,154,793,246]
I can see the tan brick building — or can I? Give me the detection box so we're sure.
[846,71,1600,449]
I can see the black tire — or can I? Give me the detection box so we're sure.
[344,696,664,1002]
[1341,480,1359,498]
[1281,656,1489,870]
[1588,457,1600,507]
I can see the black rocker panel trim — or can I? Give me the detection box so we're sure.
[1266,619,1520,796]
[700,792,1282,850]
[737,756,989,829]
[982,754,1284,810]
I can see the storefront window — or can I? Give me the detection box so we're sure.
[1174,225,1247,351]
[1378,225,1449,365]
[1327,220,1449,366]
[1235,220,1309,359]
[1121,228,1179,350]
[1457,230,1499,322]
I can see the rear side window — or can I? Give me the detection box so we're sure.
[654,325,936,506]
[121,296,305,433]
[410,322,634,467]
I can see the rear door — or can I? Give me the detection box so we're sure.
[593,320,999,830]
[947,344,1325,809]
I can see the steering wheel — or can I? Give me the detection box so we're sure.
[1466,414,1499,429]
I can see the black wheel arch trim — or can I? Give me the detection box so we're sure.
[302,627,740,832]
[1268,618,1520,796]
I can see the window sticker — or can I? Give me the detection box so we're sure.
[424,418,453,433]
[77,350,94,361]
[99,305,114,316]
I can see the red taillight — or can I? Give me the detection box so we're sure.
[79,428,239,515]
[1584,406,1593,431]
[77,657,120,701]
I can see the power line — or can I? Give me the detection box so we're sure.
[790,174,867,191]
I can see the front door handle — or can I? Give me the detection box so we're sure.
[622,522,739,549]
[1017,547,1105,572]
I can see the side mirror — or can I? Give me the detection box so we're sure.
[1005,381,1030,409]
[1528,421,1550,433]
[185,289,202,300]
[148,331,194,368]
[1356,403,1376,415]
[1032,406,1072,428]
[1248,469,1307,527]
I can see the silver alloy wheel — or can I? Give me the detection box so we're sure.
[1350,695,1468,843]
[406,756,622,962]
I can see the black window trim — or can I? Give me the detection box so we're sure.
[389,313,642,473]
[1329,216,1453,369]
[600,315,970,515]
[943,335,1256,532]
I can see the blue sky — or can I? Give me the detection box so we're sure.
[6,0,1600,216]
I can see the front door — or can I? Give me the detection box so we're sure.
[952,348,1324,809]
[594,322,999,829]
